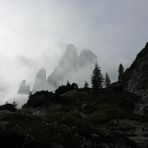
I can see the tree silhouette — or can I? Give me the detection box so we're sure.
[66,81,71,87]
[84,81,89,89]
[0,102,17,112]
[55,82,79,95]
[91,63,103,91]
[118,64,124,81]
[105,73,111,87]
[12,100,18,110]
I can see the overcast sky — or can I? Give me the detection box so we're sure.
[0,0,148,103]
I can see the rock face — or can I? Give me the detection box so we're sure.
[47,44,97,89]
[47,44,78,88]
[78,49,97,67]
[32,68,49,93]
[18,80,30,95]
[123,42,148,101]
[31,44,97,93]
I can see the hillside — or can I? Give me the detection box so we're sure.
[0,86,148,148]
[1,42,148,148]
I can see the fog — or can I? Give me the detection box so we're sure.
[0,0,148,104]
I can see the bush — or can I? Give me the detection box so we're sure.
[0,103,17,112]
[23,91,68,108]
[55,82,79,95]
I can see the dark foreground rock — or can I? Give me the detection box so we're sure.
[123,43,148,102]
[1,87,148,148]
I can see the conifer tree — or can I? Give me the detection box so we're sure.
[118,64,124,81]
[105,73,111,87]
[91,63,103,91]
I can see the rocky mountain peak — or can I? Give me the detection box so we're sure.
[47,44,79,88]
[32,68,49,93]
[59,44,78,67]
[66,44,78,54]
[18,80,30,94]
[79,49,97,67]
[36,68,46,80]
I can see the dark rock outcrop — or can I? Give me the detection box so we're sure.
[18,80,30,95]
[122,42,148,101]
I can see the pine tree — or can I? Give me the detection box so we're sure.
[105,73,111,87]
[118,64,124,81]
[91,63,103,91]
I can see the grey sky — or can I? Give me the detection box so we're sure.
[0,0,147,103]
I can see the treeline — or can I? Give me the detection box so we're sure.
[55,62,125,94]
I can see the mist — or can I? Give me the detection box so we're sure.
[0,0,148,104]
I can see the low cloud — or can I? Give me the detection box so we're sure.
[0,0,147,104]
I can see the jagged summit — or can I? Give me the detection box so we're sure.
[47,44,79,88]
[32,68,49,93]
[79,49,97,67]
[64,44,78,56]
[18,80,30,95]
[58,44,78,70]
[47,44,97,89]
[36,68,46,80]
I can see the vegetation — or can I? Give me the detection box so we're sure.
[0,56,147,147]
[23,91,63,108]
[105,73,111,87]
[55,81,79,95]
[118,63,124,81]
[0,85,143,148]
[91,63,104,91]
[0,102,17,112]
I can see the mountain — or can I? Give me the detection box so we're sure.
[47,44,97,89]
[21,44,97,94]
[78,49,97,67]
[47,44,78,88]
[122,42,148,101]
[32,68,49,93]
[18,80,30,94]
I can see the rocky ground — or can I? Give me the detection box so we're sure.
[0,87,148,148]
